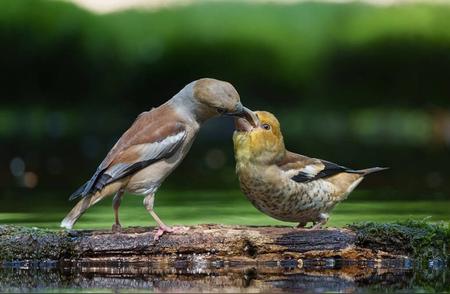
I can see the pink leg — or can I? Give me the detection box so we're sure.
[311,213,329,230]
[112,190,124,232]
[144,193,179,240]
[149,210,175,240]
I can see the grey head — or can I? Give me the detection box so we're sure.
[173,78,258,125]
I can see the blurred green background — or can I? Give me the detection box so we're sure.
[0,0,449,229]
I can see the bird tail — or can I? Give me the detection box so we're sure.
[355,167,389,176]
[61,181,122,229]
[69,181,89,201]
[69,168,106,200]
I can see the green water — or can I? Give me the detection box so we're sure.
[1,189,448,229]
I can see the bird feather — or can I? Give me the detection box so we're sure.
[69,120,186,200]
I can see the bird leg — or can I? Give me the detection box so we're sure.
[112,189,124,232]
[144,193,175,240]
[311,213,329,230]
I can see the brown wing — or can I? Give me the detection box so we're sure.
[70,105,187,199]
[278,151,357,183]
[277,151,322,172]
[99,104,181,168]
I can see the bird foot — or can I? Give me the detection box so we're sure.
[153,225,188,241]
[112,223,122,233]
[295,226,309,230]
[310,223,324,230]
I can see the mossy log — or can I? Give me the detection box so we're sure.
[1,222,447,267]
[1,222,447,291]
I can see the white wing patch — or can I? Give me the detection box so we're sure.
[301,164,320,177]
[104,131,186,180]
[136,131,186,162]
[283,163,321,179]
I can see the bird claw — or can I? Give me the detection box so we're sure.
[311,223,324,230]
[153,226,172,241]
[112,223,122,233]
[153,225,189,241]
[295,226,309,230]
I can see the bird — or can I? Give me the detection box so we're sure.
[233,111,388,229]
[61,78,258,239]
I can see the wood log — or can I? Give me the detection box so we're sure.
[1,221,447,266]
[0,223,447,291]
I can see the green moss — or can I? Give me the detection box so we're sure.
[0,225,73,261]
[2,222,449,263]
[349,220,449,263]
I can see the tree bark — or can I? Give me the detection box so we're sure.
[2,223,447,291]
[0,224,416,263]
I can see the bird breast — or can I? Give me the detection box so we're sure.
[237,163,339,223]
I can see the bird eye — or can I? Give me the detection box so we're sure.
[262,124,271,130]
[217,108,226,114]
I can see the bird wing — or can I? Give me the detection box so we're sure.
[278,151,358,183]
[70,107,187,200]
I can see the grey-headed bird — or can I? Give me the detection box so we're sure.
[61,78,257,239]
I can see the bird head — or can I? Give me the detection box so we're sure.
[233,111,285,164]
[181,78,258,125]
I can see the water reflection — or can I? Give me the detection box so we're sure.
[1,259,448,292]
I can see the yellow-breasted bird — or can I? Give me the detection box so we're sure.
[233,111,388,229]
[61,78,258,239]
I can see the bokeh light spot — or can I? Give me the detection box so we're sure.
[23,172,38,189]
[9,157,25,177]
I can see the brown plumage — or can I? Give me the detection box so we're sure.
[233,111,388,228]
[61,78,258,239]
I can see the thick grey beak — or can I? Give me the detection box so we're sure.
[225,103,245,116]
[241,106,259,127]
[225,103,259,127]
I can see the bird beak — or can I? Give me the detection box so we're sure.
[225,103,259,127]
[235,116,254,132]
[241,106,259,127]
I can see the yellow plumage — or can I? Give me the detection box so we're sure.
[233,111,387,228]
